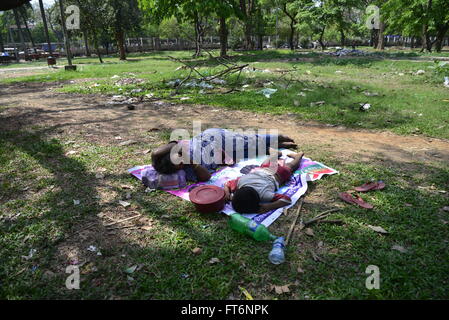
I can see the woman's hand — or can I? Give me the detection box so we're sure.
[223,186,231,202]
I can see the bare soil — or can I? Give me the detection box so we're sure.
[1,81,448,165]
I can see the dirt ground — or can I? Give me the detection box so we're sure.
[1,81,448,165]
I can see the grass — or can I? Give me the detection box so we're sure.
[2,50,447,139]
[1,49,448,299]
[1,126,448,299]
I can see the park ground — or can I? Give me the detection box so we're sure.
[0,49,448,299]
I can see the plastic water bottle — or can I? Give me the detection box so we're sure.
[269,237,286,264]
[228,214,277,242]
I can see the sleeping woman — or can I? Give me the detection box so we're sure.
[151,128,297,182]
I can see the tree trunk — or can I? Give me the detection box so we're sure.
[58,0,73,66]
[244,21,253,50]
[83,30,91,56]
[372,29,379,48]
[92,32,103,63]
[434,23,449,52]
[193,14,203,57]
[115,30,126,60]
[411,36,415,48]
[0,31,5,52]
[154,36,161,51]
[289,20,295,51]
[38,0,53,55]
[20,7,37,54]
[13,8,27,58]
[318,27,326,51]
[377,21,385,50]
[340,28,345,48]
[219,16,228,57]
[421,24,431,52]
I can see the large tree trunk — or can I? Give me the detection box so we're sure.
[377,21,385,50]
[244,21,253,50]
[115,30,126,60]
[371,29,379,48]
[38,0,52,55]
[219,16,228,57]
[434,23,449,52]
[421,24,431,52]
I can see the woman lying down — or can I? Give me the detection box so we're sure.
[150,128,297,183]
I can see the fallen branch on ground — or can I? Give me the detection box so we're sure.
[104,214,141,227]
[285,197,305,246]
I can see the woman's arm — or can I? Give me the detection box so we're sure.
[151,142,177,165]
[191,164,211,182]
[258,200,289,214]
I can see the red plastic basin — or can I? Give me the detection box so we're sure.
[189,185,226,214]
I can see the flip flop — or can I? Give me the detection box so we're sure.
[354,181,386,192]
[339,192,374,209]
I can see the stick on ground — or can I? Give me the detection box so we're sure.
[285,197,305,246]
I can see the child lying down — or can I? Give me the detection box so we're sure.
[223,152,304,214]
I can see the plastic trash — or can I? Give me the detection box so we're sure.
[360,103,371,111]
[259,88,278,98]
[228,214,277,242]
[444,77,449,88]
[268,237,286,265]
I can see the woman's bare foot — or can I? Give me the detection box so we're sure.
[279,141,298,149]
[279,134,295,143]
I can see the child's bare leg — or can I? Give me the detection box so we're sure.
[285,152,304,172]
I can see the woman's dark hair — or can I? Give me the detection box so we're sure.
[153,152,178,174]
[232,187,261,213]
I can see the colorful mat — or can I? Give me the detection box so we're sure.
[128,150,338,227]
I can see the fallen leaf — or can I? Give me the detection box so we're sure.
[142,149,151,154]
[311,251,323,262]
[304,228,314,237]
[192,247,202,255]
[125,265,138,274]
[273,284,290,294]
[367,225,389,234]
[73,200,80,206]
[391,245,408,253]
[297,266,304,273]
[404,203,413,207]
[95,173,105,179]
[66,150,77,156]
[119,200,131,208]
[209,258,220,264]
[119,140,137,146]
